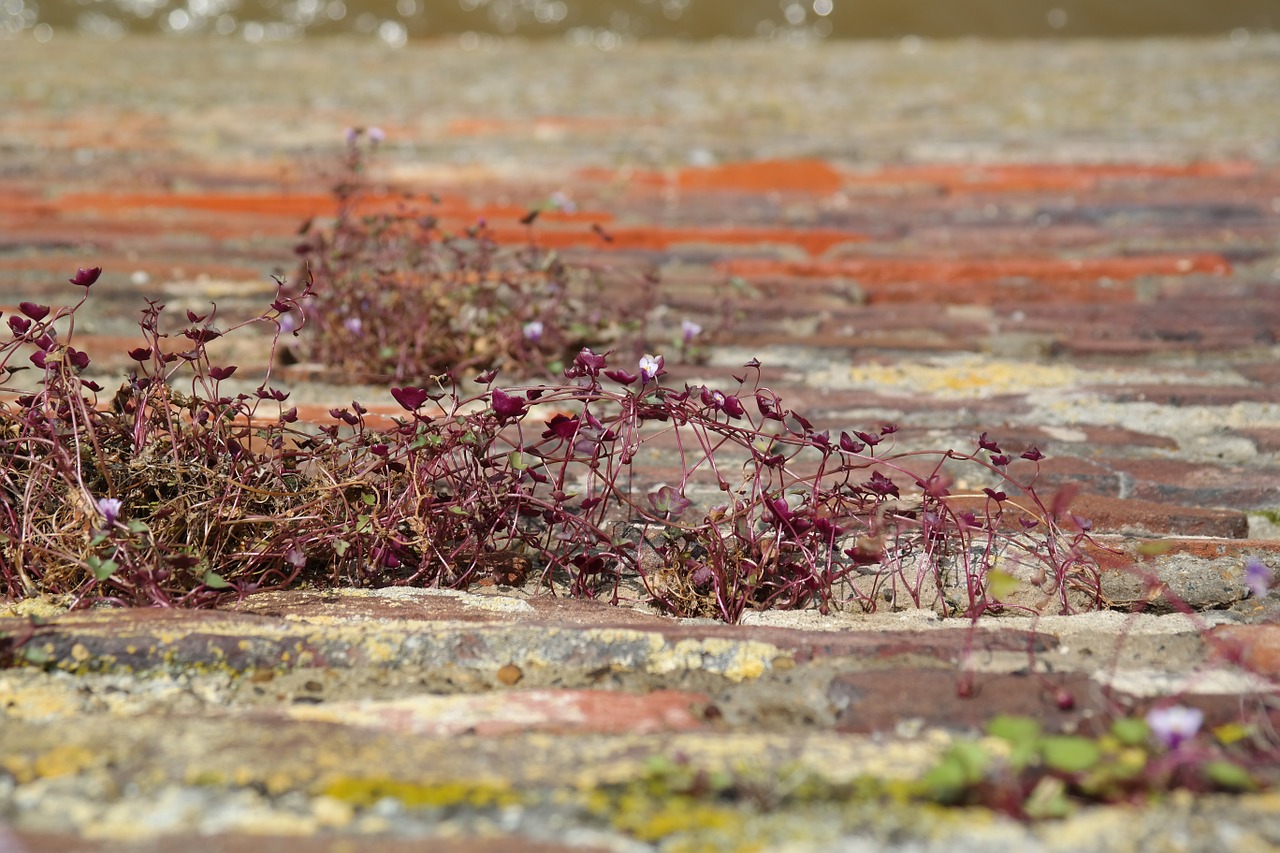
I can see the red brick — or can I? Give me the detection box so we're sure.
[1208,625,1280,678]
[286,688,710,737]
[717,254,1231,290]
[841,162,1257,194]
[676,159,844,194]
[829,668,1271,736]
[945,494,1248,538]
[1088,536,1280,569]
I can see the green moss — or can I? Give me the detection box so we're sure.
[1248,508,1280,526]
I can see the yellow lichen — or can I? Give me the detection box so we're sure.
[321,777,521,809]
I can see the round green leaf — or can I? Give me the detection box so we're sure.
[1041,736,1101,773]
[988,714,1042,745]
[1110,717,1150,747]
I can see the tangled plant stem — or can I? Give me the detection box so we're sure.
[0,265,1101,620]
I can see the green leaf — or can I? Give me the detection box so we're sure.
[919,755,968,804]
[22,645,51,666]
[1204,760,1255,791]
[948,740,991,781]
[988,714,1042,745]
[1040,736,1101,773]
[126,520,150,534]
[87,556,118,581]
[361,492,377,506]
[202,571,232,589]
[508,451,530,471]
[1023,775,1073,819]
[985,569,1019,601]
[1111,717,1150,747]
[333,540,350,557]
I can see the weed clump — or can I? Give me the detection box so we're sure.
[0,262,1101,619]
[289,127,640,381]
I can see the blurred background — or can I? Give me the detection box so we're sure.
[4,0,1275,44]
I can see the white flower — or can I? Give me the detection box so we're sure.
[96,497,123,527]
[681,318,702,343]
[1146,705,1203,749]
[548,191,576,213]
[638,353,664,382]
[523,320,544,342]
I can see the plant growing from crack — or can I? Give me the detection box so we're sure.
[919,706,1272,818]
[0,262,1102,622]
[286,127,661,381]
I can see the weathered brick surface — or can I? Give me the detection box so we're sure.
[2,33,1280,850]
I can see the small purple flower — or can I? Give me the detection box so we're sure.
[343,316,362,335]
[1146,704,1203,750]
[367,126,386,143]
[638,353,665,383]
[343,127,359,145]
[548,190,576,213]
[279,312,299,334]
[96,497,123,527]
[681,319,702,344]
[1245,557,1272,598]
[523,320,544,342]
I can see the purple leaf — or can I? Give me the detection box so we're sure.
[978,431,1001,452]
[1021,446,1045,461]
[8,316,31,335]
[574,347,607,373]
[853,430,881,447]
[604,369,638,385]
[865,471,899,497]
[19,302,49,321]
[183,327,222,343]
[647,485,692,518]
[839,432,866,454]
[756,392,782,421]
[491,388,527,420]
[209,365,237,381]
[390,386,430,411]
[67,348,90,370]
[128,346,152,362]
[69,267,102,288]
[542,413,580,440]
